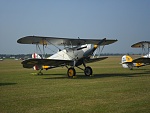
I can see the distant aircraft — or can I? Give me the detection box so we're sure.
[17,36,117,77]
[121,41,150,70]
[0,59,3,61]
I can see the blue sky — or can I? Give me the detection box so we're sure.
[0,0,150,54]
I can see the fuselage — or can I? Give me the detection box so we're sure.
[48,44,96,60]
[143,53,150,58]
[33,44,97,70]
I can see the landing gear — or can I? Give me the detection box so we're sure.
[128,64,133,70]
[67,68,76,78]
[84,66,93,76]
[83,62,93,76]
[37,69,43,75]
[66,61,93,77]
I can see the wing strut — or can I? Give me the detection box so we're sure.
[148,43,150,58]
[93,45,105,58]
[42,44,45,59]
[35,44,43,58]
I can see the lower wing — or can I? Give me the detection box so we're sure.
[22,57,108,69]
[132,58,150,64]
[22,59,73,68]
[85,57,108,63]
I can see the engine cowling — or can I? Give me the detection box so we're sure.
[121,55,133,70]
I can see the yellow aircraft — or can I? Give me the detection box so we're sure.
[121,41,150,70]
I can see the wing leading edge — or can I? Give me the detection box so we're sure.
[17,36,117,46]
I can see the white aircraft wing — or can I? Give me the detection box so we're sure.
[22,59,73,68]
[131,41,150,48]
[17,36,117,46]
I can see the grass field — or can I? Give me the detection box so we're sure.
[0,56,150,113]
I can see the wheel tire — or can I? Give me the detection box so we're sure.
[84,66,93,76]
[67,68,76,77]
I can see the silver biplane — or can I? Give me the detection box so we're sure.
[121,41,150,70]
[17,36,117,77]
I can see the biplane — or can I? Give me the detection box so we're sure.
[17,36,117,77]
[121,41,150,70]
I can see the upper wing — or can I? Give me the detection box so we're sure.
[131,41,150,48]
[85,57,108,63]
[17,36,117,46]
[132,58,150,63]
[22,59,73,68]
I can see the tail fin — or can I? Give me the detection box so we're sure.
[32,53,42,70]
[32,53,41,59]
[121,55,133,70]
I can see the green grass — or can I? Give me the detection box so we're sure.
[0,56,150,113]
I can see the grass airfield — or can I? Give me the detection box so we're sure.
[0,56,150,113]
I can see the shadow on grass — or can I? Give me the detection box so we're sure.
[0,83,17,86]
[36,73,68,79]
[44,76,68,79]
[42,71,150,79]
[145,70,150,73]
[93,73,146,78]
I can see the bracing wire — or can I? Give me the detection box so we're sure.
[98,46,101,57]
[100,45,105,55]
[46,39,75,60]
[93,49,97,58]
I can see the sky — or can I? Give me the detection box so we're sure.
[0,0,150,54]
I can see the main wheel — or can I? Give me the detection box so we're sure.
[84,66,93,76]
[67,68,76,77]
